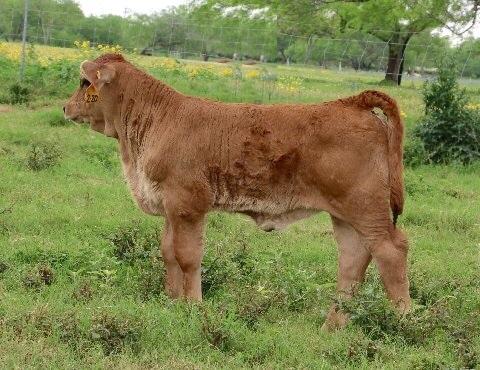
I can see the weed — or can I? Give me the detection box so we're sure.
[0,221,12,236]
[346,338,380,361]
[201,252,239,298]
[38,265,55,285]
[23,272,43,290]
[26,142,61,170]
[404,133,428,167]
[404,171,433,197]
[0,260,8,274]
[73,280,94,302]
[90,312,141,355]
[236,285,275,328]
[57,314,83,350]
[23,264,55,289]
[8,83,30,104]
[25,305,55,337]
[136,254,165,300]
[339,275,439,344]
[108,225,157,263]
[200,306,235,352]
[451,314,479,368]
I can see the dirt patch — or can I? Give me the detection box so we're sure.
[0,105,13,113]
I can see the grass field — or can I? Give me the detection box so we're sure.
[0,48,479,368]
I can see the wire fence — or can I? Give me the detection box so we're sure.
[1,4,479,84]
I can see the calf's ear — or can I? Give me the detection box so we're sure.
[80,61,116,90]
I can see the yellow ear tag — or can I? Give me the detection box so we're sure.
[84,84,99,103]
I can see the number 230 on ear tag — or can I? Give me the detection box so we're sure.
[84,84,99,103]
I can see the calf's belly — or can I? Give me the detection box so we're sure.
[245,209,319,231]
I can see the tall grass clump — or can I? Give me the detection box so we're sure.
[414,60,480,164]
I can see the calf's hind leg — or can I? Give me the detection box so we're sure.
[322,217,372,331]
[368,228,411,313]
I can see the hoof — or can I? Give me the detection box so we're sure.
[322,306,349,332]
[395,297,412,315]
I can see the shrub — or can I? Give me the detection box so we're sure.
[414,60,480,164]
[8,83,30,104]
[403,133,428,167]
[340,288,435,344]
[26,142,61,170]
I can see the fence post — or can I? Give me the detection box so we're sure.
[19,0,29,82]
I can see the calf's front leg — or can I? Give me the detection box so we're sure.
[161,219,184,298]
[169,212,205,301]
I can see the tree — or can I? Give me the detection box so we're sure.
[0,0,26,41]
[333,0,480,84]
[204,0,480,85]
[187,2,278,60]
[455,37,480,78]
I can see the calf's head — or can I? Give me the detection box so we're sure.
[63,54,124,138]
[64,77,107,134]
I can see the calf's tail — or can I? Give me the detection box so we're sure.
[345,90,405,225]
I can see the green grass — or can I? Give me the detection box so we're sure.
[0,57,479,368]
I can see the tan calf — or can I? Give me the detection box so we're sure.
[64,53,410,330]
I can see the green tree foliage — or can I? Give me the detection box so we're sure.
[204,0,479,84]
[332,0,478,85]
[455,37,480,78]
[0,0,83,43]
[0,0,478,79]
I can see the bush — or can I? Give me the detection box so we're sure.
[403,133,428,167]
[414,60,480,164]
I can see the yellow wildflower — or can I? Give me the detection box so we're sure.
[245,70,260,79]
[218,67,233,78]
[466,103,480,110]
[276,76,303,94]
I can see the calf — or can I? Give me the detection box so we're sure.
[64,53,410,330]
